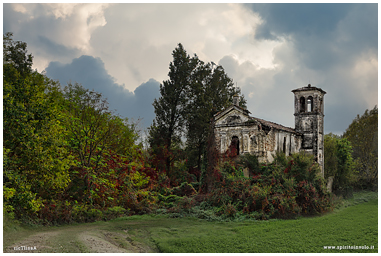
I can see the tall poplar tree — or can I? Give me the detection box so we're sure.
[149,43,197,174]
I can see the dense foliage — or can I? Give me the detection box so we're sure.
[3,33,152,224]
[161,152,332,221]
[324,133,357,191]
[343,106,378,188]
[4,32,74,220]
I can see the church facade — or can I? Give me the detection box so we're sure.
[213,84,326,175]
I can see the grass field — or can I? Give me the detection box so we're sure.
[148,197,377,252]
[3,191,378,253]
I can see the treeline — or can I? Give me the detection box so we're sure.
[324,106,378,192]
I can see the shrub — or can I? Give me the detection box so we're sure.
[177,197,196,212]
[171,182,197,197]
[39,200,73,224]
[86,208,103,221]
[222,203,237,217]
[238,153,260,175]
[158,194,183,208]
[104,206,126,219]
[205,152,333,220]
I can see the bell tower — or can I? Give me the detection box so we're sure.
[292,84,326,175]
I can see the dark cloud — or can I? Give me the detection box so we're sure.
[3,4,25,33]
[246,3,377,71]
[325,97,367,135]
[250,4,353,40]
[37,35,78,58]
[45,55,160,128]
[133,79,161,127]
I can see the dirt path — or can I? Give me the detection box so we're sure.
[77,231,131,253]
[4,222,157,253]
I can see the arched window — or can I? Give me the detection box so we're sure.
[300,97,305,113]
[307,96,313,112]
[283,137,286,153]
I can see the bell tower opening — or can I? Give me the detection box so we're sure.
[307,96,313,112]
[300,97,306,113]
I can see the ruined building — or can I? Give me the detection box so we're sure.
[214,84,326,175]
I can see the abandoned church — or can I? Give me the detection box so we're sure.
[214,84,326,175]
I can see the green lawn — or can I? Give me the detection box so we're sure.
[145,199,377,253]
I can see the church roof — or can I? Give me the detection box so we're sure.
[249,116,300,134]
[292,84,326,94]
[214,101,300,135]
[213,104,250,119]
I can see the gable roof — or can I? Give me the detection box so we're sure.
[214,104,300,135]
[214,104,250,120]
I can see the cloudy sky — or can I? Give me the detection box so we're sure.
[4,3,378,135]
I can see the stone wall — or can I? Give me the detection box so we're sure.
[215,122,302,163]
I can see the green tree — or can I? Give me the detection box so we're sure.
[62,82,139,203]
[150,43,197,175]
[185,60,245,173]
[150,43,246,180]
[324,133,339,179]
[324,133,356,191]
[335,137,357,190]
[3,32,33,76]
[3,33,73,218]
[343,106,378,188]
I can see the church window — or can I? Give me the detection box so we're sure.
[300,97,305,112]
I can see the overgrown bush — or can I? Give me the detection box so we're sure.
[158,194,183,208]
[238,153,260,174]
[104,206,127,219]
[171,182,198,197]
[38,202,129,224]
[205,152,333,220]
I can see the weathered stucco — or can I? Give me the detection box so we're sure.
[214,85,326,176]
